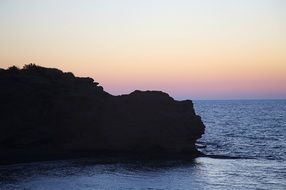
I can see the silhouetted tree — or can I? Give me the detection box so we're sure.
[7,65,20,72]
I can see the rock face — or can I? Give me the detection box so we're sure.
[0,64,205,163]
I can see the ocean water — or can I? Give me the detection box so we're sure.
[0,100,285,190]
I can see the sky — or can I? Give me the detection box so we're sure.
[0,0,286,100]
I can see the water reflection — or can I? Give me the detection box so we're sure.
[0,157,285,190]
[0,158,201,190]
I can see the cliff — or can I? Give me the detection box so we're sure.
[0,64,205,164]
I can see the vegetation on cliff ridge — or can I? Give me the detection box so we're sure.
[0,64,205,163]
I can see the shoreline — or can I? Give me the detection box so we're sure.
[0,150,205,166]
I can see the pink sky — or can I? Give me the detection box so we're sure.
[0,0,286,99]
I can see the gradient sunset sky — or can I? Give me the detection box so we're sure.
[0,0,285,100]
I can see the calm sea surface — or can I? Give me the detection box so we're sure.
[0,100,285,190]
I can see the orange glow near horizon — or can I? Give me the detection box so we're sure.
[0,0,286,99]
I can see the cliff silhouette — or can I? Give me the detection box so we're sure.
[0,64,205,164]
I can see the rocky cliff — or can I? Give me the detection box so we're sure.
[0,64,205,164]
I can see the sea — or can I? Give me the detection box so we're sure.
[0,100,285,190]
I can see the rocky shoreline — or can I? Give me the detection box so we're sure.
[0,64,205,165]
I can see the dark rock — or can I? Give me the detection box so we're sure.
[0,64,205,164]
